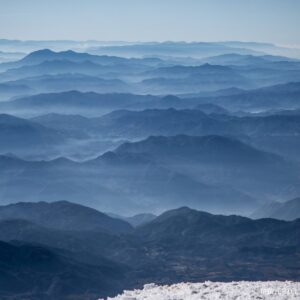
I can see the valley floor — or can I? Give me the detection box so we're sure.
[105,281,300,300]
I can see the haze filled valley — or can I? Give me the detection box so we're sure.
[1,1,300,299]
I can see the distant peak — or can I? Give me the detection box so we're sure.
[26,49,55,56]
[61,49,77,54]
[158,206,212,220]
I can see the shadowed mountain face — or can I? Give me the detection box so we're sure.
[0,240,127,300]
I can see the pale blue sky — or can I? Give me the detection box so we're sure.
[0,0,299,46]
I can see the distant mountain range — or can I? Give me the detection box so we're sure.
[1,39,300,58]
[251,198,300,220]
[1,48,300,98]
[200,53,299,66]
[0,49,162,71]
[107,212,157,227]
[88,41,298,58]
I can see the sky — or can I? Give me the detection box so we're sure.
[0,0,300,46]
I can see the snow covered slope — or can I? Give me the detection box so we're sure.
[105,281,300,300]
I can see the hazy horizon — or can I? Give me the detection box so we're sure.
[1,0,300,47]
[1,38,299,49]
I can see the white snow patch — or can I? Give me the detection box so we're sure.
[103,281,300,300]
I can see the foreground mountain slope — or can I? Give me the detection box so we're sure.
[0,202,299,297]
[128,207,300,283]
[0,240,126,300]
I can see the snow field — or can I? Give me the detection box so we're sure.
[104,281,300,300]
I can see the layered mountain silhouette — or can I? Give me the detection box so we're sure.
[1,134,299,214]
[1,80,300,116]
[0,49,161,71]
[1,40,300,299]
[1,104,300,162]
[1,48,299,97]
